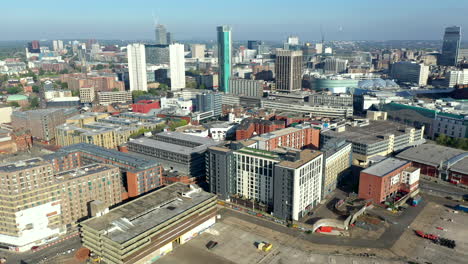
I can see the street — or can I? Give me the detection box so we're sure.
[420,179,467,199]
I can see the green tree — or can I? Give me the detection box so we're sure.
[159,83,169,90]
[71,90,80,96]
[38,68,45,76]
[199,84,206,90]
[29,97,39,108]
[436,134,449,146]
[61,82,68,89]
[6,86,21,94]
[32,85,41,93]
[59,69,69,74]
[132,90,148,100]
[95,64,105,70]
[8,101,20,107]
[112,88,120,92]
[186,81,197,88]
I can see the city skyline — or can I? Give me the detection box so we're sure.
[1,0,468,41]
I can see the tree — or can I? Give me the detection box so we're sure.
[186,81,197,88]
[6,86,21,94]
[95,64,105,70]
[59,69,69,74]
[38,68,45,76]
[132,90,148,100]
[32,85,41,93]
[159,83,169,90]
[71,90,80,96]
[29,97,39,108]
[436,134,449,146]
[61,82,68,89]
[112,88,120,92]
[199,84,206,90]
[8,101,20,107]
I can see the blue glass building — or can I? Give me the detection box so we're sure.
[217,26,232,93]
[440,26,461,66]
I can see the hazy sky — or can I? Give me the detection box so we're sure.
[1,0,467,41]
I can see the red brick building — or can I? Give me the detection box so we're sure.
[235,118,285,140]
[396,144,468,186]
[251,125,320,151]
[358,158,420,204]
[132,100,161,113]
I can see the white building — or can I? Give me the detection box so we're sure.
[287,36,299,45]
[190,44,205,59]
[324,47,333,54]
[208,123,236,141]
[445,69,468,87]
[52,40,64,51]
[315,43,323,54]
[127,43,148,91]
[169,43,186,90]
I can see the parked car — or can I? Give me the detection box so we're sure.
[206,240,218,250]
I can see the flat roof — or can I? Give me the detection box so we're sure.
[0,158,46,173]
[322,121,417,145]
[278,149,323,169]
[128,137,213,155]
[396,144,465,167]
[362,157,409,177]
[55,163,117,181]
[252,127,304,141]
[155,131,217,146]
[81,183,216,244]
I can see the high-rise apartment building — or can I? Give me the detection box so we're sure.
[169,43,186,90]
[217,26,232,92]
[440,26,461,66]
[28,40,40,53]
[155,24,168,45]
[196,91,222,117]
[275,49,303,92]
[191,44,206,59]
[127,43,148,91]
[0,158,62,251]
[52,40,64,51]
[390,61,429,86]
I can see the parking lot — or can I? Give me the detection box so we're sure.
[392,201,468,263]
[159,215,405,264]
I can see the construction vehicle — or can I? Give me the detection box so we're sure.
[414,230,456,249]
[256,242,273,252]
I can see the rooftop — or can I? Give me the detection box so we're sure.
[154,131,218,147]
[278,149,323,169]
[0,158,47,173]
[322,120,417,145]
[362,157,409,177]
[128,137,216,155]
[235,147,279,159]
[81,183,216,244]
[55,163,117,181]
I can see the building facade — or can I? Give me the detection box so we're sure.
[127,43,148,91]
[440,26,461,66]
[169,43,186,90]
[390,61,429,86]
[275,49,303,92]
[217,26,232,93]
[97,91,132,106]
[229,79,263,97]
[320,139,352,198]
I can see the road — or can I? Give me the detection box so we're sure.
[420,180,467,199]
[219,193,458,250]
[1,236,82,264]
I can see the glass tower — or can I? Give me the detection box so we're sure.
[155,24,168,45]
[217,26,232,93]
[440,26,461,66]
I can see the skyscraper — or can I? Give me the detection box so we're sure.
[27,40,40,53]
[247,40,262,50]
[52,40,64,51]
[155,24,168,45]
[127,43,148,91]
[169,43,186,90]
[324,58,348,74]
[440,26,461,66]
[275,49,303,92]
[217,26,232,93]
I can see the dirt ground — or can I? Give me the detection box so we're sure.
[391,201,468,263]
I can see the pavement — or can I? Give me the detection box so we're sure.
[420,179,467,200]
[0,236,82,264]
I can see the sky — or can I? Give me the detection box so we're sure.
[1,0,468,41]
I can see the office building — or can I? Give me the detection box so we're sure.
[127,131,219,177]
[145,44,169,65]
[196,74,218,89]
[309,93,353,107]
[52,40,64,51]
[315,43,323,54]
[217,26,232,92]
[287,36,299,45]
[81,183,217,264]
[0,158,62,252]
[261,99,353,118]
[324,58,348,74]
[275,50,303,92]
[444,69,468,87]
[127,43,148,91]
[321,120,425,166]
[207,145,323,221]
[96,91,132,106]
[390,61,429,86]
[79,86,95,103]
[169,43,186,90]
[235,118,286,140]
[320,139,352,198]
[28,40,40,53]
[56,164,123,225]
[432,112,468,139]
[440,26,461,66]
[11,108,79,142]
[396,144,468,186]
[155,24,168,45]
[358,158,420,204]
[229,79,263,97]
[191,44,205,59]
[195,91,222,117]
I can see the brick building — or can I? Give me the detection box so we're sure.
[132,100,161,113]
[250,124,320,151]
[358,158,420,204]
[235,118,285,140]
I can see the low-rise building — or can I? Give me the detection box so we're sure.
[250,124,320,151]
[321,120,425,166]
[396,144,468,186]
[97,91,132,106]
[358,157,420,204]
[79,86,95,103]
[81,183,217,264]
[229,79,263,97]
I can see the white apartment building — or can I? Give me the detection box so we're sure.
[127,43,148,91]
[169,43,186,90]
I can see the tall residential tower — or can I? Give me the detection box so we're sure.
[169,43,186,90]
[440,26,461,66]
[127,43,148,91]
[217,26,232,93]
